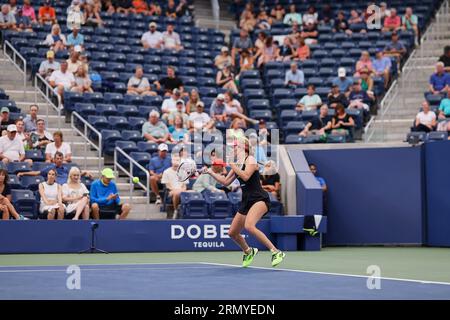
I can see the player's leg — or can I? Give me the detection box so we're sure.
[228,212,259,267]
[228,212,249,251]
[246,201,285,267]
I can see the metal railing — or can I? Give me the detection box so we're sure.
[114,147,150,213]
[211,0,220,29]
[71,111,103,173]
[34,73,62,129]
[364,0,450,142]
[2,40,26,95]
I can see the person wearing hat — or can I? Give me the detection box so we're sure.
[373,49,392,89]
[67,26,84,48]
[90,168,131,219]
[38,0,57,25]
[332,67,354,93]
[127,65,157,97]
[167,99,188,128]
[162,23,183,51]
[147,143,172,205]
[161,88,183,121]
[0,107,14,135]
[214,46,233,70]
[216,64,239,94]
[38,50,60,80]
[210,94,228,123]
[142,110,170,143]
[154,66,184,97]
[141,22,163,49]
[188,102,215,132]
[0,124,29,164]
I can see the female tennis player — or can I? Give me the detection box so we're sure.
[206,134,285,267]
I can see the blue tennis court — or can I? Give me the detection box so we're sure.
[1,262,450,300]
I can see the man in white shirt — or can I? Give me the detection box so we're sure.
[161,157,188,219]
[188,102,215,132]
[414,101,436,133]
[49,61,75,106]
[0,125,30,164]
[141,22,163,49]
[45,131,72,163]
[162,23,183,51]
[285,62,304,88]
[161,88,181,120]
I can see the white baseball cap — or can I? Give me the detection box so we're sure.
[158,143,169,152]
[217,94,225,100]
[338,67,346,77]
[7,124,17,132]
[74,45,82,53]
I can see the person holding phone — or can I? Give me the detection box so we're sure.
[90,168,130,220]
[62,167,90,220]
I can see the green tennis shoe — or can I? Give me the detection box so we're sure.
[271,250,286,267]
[242,247,258,267]
[303,228,319,236]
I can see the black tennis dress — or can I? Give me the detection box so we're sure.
[237,157,271,215]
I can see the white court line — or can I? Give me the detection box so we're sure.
[198,262,450,287]
[0,262,197,269]
[0,266,215,273]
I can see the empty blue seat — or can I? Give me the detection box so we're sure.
[96,104,118,117]
[20,175,45,191]
[247,99,270,111]
[180,192,208,218]
[227,191,241,213]
[203,190,232,218]
[104,92,123,105]
[25,150,45,162]
[250,110,272,122]
[267,193,283,215]
[117,105,139,117]
[285,134,306,144]
[121,130,143,143]
[108,116,129,131]
[12,190,37,219]
[128,117,147,131]
[137,141,158,155]
[7,162,31,174]
[124,94,145,106]
[427,131,448,141]
[277,99,297,112]
[8,174,21,189]
[129,151,151,166]
[101,129,122,155]
[75,102,96,117]
[284,121,307,136]
[280,110,299,125]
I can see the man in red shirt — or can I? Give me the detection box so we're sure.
[382,8,401,32]
[38,0,56,25]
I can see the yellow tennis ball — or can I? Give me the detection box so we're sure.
[132,177,139,184]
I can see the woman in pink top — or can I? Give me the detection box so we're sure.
[18,0,37,30]
[354,51,374,77]
[296,37,310,61]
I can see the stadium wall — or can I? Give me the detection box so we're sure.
[424,141,450,247]
[290,146,425,245]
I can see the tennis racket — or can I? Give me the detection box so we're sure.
[176,160,207,182]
